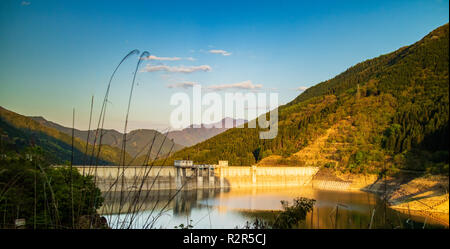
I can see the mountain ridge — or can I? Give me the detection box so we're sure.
[29,115,184,159]
[0,106,128,165]
[165,117,247,147]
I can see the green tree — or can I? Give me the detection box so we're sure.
[0,146,104,229]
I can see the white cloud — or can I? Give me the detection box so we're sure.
[21,1,31,6]
[142,55,181,61]
[207,80,262,91]
[141,55,196,61]
[167,81,198,89]
[296,86,309,91]
[141,64,212,73]
[209,49,232,56]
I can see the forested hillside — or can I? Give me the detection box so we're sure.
[158,23,449,175]
[0,107,132,165]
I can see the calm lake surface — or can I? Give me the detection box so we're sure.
[103,187,445,229]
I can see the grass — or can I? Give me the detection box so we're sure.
[0,49,192,229]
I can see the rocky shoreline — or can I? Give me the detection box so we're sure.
[326,169,449,226]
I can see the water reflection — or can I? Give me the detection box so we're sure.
[104,187,446,229]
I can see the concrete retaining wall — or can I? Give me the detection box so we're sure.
[311,180,352,191]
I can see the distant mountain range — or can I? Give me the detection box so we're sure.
[165,117,247,147]
[29,116,246,156]
[0,106,247,165]
[29,116,184,160]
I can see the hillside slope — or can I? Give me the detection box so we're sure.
[158,23,449,174]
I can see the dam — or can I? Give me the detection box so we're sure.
[74,162,320,192]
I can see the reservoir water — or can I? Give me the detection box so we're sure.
[102,186,446,229]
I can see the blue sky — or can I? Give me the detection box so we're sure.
[0,0,448,131]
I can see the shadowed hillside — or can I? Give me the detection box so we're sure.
[0,107,132,165]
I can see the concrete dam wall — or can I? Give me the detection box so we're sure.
[75,166,320,192]
[76,166,210,192]
[218,166,319,188]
